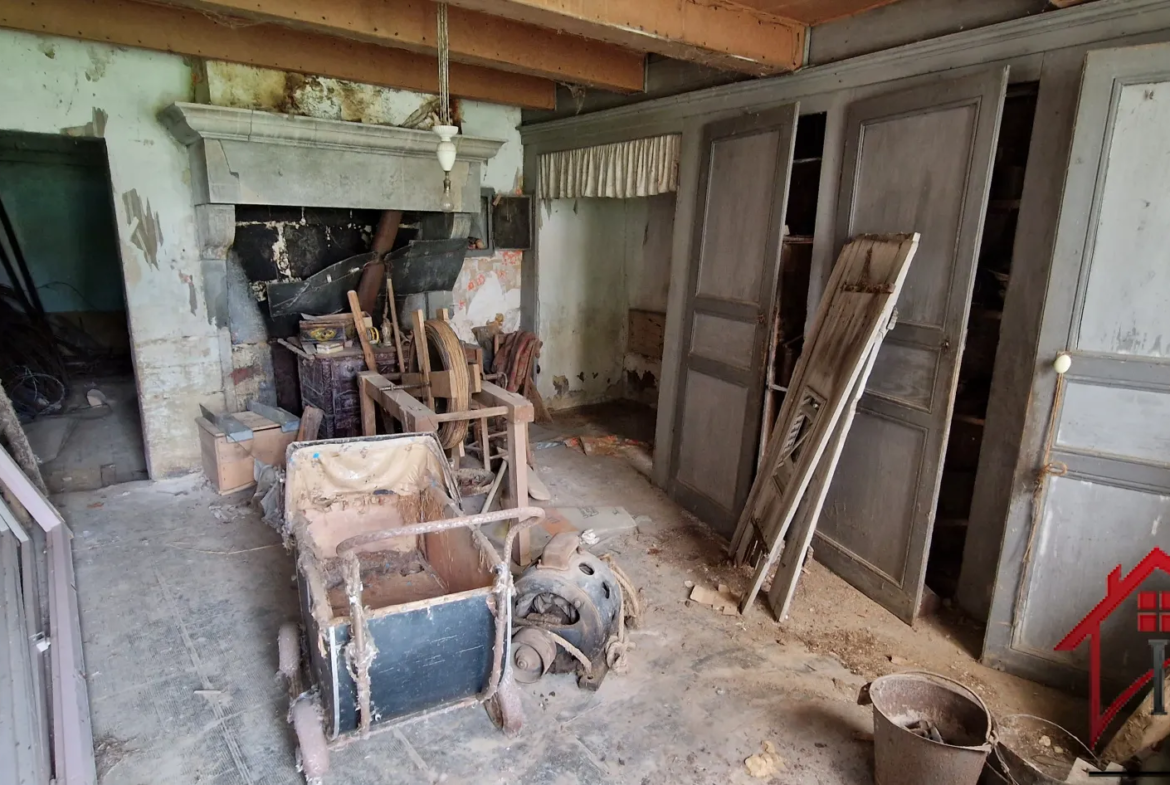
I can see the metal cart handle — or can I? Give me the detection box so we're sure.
[335,506,546,555]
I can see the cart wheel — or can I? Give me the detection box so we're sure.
[291,698,330,782]
[485,677,524,737]
[278,622,300,681]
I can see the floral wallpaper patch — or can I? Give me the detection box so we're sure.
[451,250,522,342]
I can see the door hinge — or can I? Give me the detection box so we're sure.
[941,339,951,354]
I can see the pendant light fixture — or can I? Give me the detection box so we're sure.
[435,2,458,212]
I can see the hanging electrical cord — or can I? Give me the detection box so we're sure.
[436,2,451,126]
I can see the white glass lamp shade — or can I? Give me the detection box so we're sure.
[435,124,459,172]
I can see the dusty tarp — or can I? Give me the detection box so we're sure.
[539,135,680,199]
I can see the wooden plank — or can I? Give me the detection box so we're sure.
[0,531,49,785]
[628,309,666,359]
[297,405,324,441]
[441,0,805,74]
[0,448,62,533]
[246,401,299,433]
[766,331,885,620]
[468,360,483,395]
[477,416,492,471]
[161,0,644,91]
[380,388,438,432]
[411,310,435,412]
[385,272,406,375]
[0,501,51,783]
[0,0,557,109]
[400,370,470,400]
[433,406,508,423]
[735,0,899,25]
[732,234,920,613]
[348,290,378,372]
[476,381,534,423]
[361,373,440,433]
[47,525,96,785]
[359,376,378,437]
[506,417,531,566]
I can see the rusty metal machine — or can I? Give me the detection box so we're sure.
[510,532,636,690]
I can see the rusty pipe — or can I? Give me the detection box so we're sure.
[335,506,545,555]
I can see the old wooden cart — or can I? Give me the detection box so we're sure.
[276,433,542,782]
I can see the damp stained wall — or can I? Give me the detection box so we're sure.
[0,30,225,477]
[536,196,675,410]
[624,194,675,407]
[0,140,125,314]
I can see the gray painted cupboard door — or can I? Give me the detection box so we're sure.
[813,69,1008,622]
[669,105,797,538]
[984,45,1170,694]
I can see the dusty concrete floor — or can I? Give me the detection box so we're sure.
[60,422,1083,785]
[27,374,148,492]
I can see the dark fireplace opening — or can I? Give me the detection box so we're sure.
[229,204,477,437]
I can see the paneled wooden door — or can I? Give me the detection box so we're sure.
[669,105,798,538]
[813,69,1008,622]
[984,44,1170,693]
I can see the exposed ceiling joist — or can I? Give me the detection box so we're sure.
[733,0,902,25]
[0,0,556,109]
[158,0,645,92]
[435,0,806,74]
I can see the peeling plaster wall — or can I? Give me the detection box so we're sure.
[536,198,639,408]
[624,194,675,407]
[537,195,676,410]
[626,195,675,313]
[0,30,225,477]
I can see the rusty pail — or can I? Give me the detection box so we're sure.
[860,671,993,785]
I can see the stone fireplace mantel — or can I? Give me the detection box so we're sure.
[160,102,505,212]
[160,102,506,412]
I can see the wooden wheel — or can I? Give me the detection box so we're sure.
[423,319,471,449]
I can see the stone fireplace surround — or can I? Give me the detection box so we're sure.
[161,102,504,411]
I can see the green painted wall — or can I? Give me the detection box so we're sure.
[0,133,124,313]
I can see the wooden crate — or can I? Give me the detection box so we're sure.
[196,410,298,494]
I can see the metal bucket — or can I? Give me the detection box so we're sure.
[981,714,1094,784]
[862,672,993,785]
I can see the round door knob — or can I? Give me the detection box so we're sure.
[1054,353,1072,375]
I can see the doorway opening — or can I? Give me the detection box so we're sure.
[925,83,1040,601]
[757,112,824,465]
[0,131,146,491]
[535,191,678,467]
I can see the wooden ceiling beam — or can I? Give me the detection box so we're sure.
[158,0,645,92]
[731,0,902,26]
[436,0,806,75]
[0,0,556,108]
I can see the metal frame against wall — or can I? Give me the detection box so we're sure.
[519,0,1170,679]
